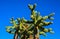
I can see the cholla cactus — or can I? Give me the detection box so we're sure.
[6,4,54,39]
[27,4,54,39]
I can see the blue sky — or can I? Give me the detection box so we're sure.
[0,0,60,39]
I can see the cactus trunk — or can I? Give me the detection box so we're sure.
[14,30,18,39]
[34,26,39,39]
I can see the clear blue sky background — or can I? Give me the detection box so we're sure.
[0,0,60,39]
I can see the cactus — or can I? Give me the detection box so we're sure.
[6,4,54,39]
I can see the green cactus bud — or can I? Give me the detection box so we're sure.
[49,13,55,17]
[6,29,10,32]
[28,31,33,34]
[18,30,20,33]
[17,18,20,21]
[43,16,48,20]
[44,28,48,32]
[23,19,27,22]
[11,32,15,34]
[31,15,34,18]
[40,32,45,34]
[45,22,50,25]
[50,31,54,34]
[28,4,33,10]
[48,28,52,31]
[40,32,46,36]
[39,23,43,26]
[33,3,37,8]
[6,26,12,29]
[12,26,15,29]
[10,17,14,21]
[49,17,54,20]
